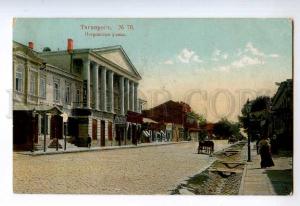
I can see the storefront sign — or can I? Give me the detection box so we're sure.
[166,123,173,130]
[114,115,126,124]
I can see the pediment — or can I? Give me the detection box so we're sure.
[93,47,141,79]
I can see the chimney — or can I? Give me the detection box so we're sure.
[67,38,73,53]
[28,42,34,50]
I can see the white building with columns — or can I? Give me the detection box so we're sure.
[13,39,143,150]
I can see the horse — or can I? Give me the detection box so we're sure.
[198,140,214,154]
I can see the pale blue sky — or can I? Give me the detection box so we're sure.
[13,18,292,121]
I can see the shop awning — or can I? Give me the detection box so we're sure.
[143,117,158,124]
[142,130,151,137]
[127,111,143,124]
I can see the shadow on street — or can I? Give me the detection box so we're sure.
[265,169,293,195]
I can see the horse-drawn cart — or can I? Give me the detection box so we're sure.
[197,140,214,154]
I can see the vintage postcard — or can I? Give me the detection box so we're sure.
[12,18,293,195]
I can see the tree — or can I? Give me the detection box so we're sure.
[251,96,271,112]
[213,118,240,139]
[238,96,271,141]
[43,47,51,52]
[188,111,207,125]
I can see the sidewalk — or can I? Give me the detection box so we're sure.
[18,141,190,156]
[239,148,293,195]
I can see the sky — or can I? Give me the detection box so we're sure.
[13,18,293,122]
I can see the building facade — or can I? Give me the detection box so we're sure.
[270,79,293,150]
[142,100,199,141]
[13,39,143,150]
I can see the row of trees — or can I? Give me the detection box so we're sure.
[197,117,244,141]
[213,118,242,139]
[194,95,276,142]
[195,95,272,142]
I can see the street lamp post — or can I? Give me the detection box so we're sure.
[246,99,252,162]
[43,112,47,152]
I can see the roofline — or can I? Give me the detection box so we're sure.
[13,40,142,80]
[19,41,142,80]
[272,79,293,105]
[89,51,142,81]
[145,100,185,111]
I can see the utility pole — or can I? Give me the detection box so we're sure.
[246,99,252,162]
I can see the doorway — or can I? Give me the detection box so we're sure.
[92,119,97,141]
[50,115,63,139]
[100,120,105,147]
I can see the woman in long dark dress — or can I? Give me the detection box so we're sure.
[259,137,275,168]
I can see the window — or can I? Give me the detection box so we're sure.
[108,121,113,141]
[40,76,46,98]
[76,89,81,104]
[54,79,60,102]
[15,71,23,92]
[29,72,37,95]
[65,83,71,104]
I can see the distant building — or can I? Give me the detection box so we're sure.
[202,123,215,136]
[270,79,293,150]
[142,100,199,141]
[13,39,143,150]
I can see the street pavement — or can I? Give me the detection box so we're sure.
[14,140,230,194]
[239,147,293,195]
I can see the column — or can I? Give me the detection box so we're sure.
[119,76,125,115]
[83,59,90,108]
[38,114,42,135]
[130,81,134,111]
[134,83,138,112]
[108,70,114,113]
[92,62,99,110]
[100,67,107,111]
[125,79,130,112]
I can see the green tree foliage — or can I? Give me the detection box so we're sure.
[251,96,271,112]
[213,118,240,139]
[42,47,51,52]
[188,111,207,125]
[238,96,271,141]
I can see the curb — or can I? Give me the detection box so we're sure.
[238,145,249,195]
[169,142,244,194]
[168,158,217,194]
[17,141,190,156]
[238,161,247,195]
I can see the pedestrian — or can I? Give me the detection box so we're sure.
[87,135,92,149]
[258,136,275,168]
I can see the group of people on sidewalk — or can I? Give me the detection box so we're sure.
[256,136,275,168]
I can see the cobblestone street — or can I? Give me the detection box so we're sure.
[14,141,229,194]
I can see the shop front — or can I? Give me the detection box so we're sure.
[13,105,63,151]
[126,111,143,145]
[114,114,127,146]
